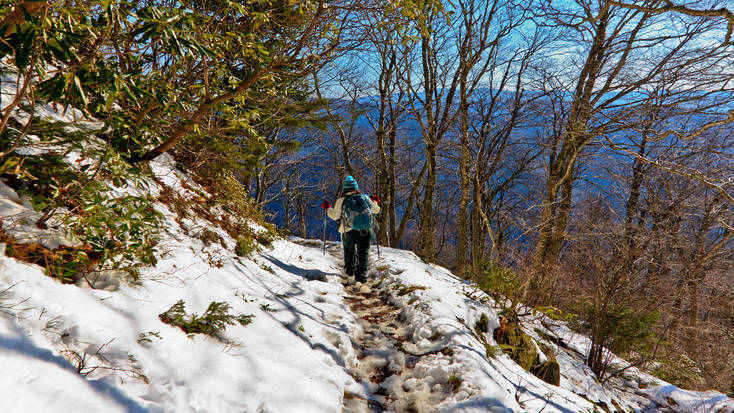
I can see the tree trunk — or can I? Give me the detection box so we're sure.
[456,80,471,274]
[532,6,610,275]
[375,122,389,245]
[621,129,648,283]
[298,195,307,238]
[375,51,392,246]
[470,173,483,272]
[388,121,397,247]
[418,143,437,260]
[395,162,428,247]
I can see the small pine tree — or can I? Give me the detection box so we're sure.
[159,300,253,339]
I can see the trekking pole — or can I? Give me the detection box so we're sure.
[322,211,327,255]
[375,223,381,260]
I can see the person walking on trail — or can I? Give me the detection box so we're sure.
[321,176,380,283]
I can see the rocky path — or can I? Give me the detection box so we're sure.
[339,269,464,413]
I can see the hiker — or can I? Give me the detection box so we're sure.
[321,176,380,283]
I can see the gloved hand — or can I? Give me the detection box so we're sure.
[370,195,381,204]
[321,200,331,209]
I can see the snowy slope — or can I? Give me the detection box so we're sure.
[354,249,734,413]
[0,154,368,412]
[1,72,732,412]
[1,156,732,412]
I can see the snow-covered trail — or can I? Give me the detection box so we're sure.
[340,268,459,413]
[313,241,734,413]
[2,227,731,413]
[1,151,731,412]
[322,245,555,413]
[2,70,731,412]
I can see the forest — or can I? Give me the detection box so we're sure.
[1,0,732,397]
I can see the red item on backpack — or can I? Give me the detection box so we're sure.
[321,200,331,209]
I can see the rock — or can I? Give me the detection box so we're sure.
[380,374,403,395]
[77,269,127,291]
[60,325,80,345]
[305,271,327,282]
[0,180,20,202]
[530,359,561,386]
[415,338,432,350]
[413,365,428,379]
[493,319,561,385]
[429,367,449,384]
[20,196,35,211]
[388,352,405,373]
[418,325,433,339]
[0,197,34,221]
[475,313,490,333]
[402,378,420,392]
[494,321,537,370]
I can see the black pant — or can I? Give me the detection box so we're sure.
[343,229,371,281]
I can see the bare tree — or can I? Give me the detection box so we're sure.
[530,0,734,285]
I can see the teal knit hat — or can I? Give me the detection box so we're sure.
[343,176,358,191]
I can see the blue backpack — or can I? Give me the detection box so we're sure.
[341,194,373,231]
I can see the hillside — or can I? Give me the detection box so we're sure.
[3,1,734,409]
[0,151,731,412]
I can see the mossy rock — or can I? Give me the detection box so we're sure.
[494,322,560,385]
[495,323,538,370]
[531,360,560,386]
[535,342,561,385]
[199,228,224,247]
[475,313,490,333]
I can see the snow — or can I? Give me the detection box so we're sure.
[0,82,731,412]
[364,250,596,412]
[0,205,357,411]
[1,161,732,411]
[0,154,357,412]
[0,180,80,249]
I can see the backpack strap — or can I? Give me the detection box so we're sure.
[339,193,355,229]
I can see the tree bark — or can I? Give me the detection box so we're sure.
[456,76,471,274]
[532,5,611,275]
[418,141,437,259]
[388,115,397,247]
[470,174,483,272]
